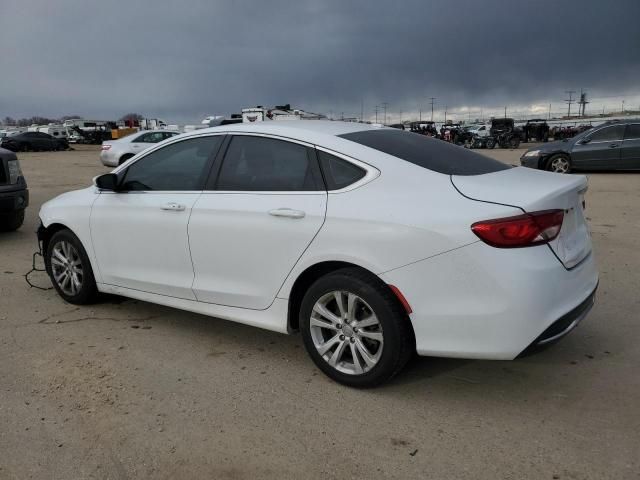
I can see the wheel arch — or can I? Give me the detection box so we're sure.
[38,222,74,258]
[285,260,413,335]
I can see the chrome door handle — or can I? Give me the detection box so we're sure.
[609,143,618,148]
[161,202,186,211]
[268,208,306,219]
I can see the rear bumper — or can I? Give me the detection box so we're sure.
[518,285,596,356]
[0,186,29,213]
[381,241,599,360]
[99,150,118,167]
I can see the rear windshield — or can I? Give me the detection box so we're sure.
[339,129,510,175]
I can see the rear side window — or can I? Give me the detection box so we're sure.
[216,136,322,191]
[317,151,365,190]
[339,129,509,175]
[624,124,640,139]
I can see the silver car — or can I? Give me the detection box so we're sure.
[100,130,179,167]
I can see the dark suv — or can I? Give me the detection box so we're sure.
[0,148,29,231]
[521,119,640,173]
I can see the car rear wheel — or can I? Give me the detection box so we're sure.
[0,210,25,232]
[547,154,571,174]
[486,138,496,149]
[46,229,98,304]
[299,268,414,388]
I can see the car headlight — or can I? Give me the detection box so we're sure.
[523,150,541,157]
[8,159,23,184]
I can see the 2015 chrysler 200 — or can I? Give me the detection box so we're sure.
[37,121,598,387]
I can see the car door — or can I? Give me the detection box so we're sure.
[570,124,625,169]
[189,134,327,309]
[620,123,640,169]
[90,135,223,299]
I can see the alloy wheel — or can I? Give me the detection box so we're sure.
[51,240,84,296]
[550,157,569,173]
[309,291,384,375]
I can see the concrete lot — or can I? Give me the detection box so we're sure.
[1,144,638,479]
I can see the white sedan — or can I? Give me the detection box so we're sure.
[100,129,179,167]
[38,121,598,387]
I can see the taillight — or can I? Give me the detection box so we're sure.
[471,210,564,248]
[101,145,111,151]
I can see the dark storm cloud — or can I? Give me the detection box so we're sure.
[1,0,638,122]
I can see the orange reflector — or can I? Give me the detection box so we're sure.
[388,284,412,314]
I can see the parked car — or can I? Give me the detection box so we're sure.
[521,119,640,173]
[0,148,28,231]
[0,132,68,152]
[38,121,598,387]
[100,130,180,166]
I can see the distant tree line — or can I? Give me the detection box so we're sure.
[1,113,144,127]
[2,115,82,127]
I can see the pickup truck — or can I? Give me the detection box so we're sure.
[0,148,28,231]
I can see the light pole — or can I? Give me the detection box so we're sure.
[382,102,388,125]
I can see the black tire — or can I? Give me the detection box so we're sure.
[299,268,415,388]
[45,229,98,304]
[546,154,571,174]
[486,138,496,149]
[119,154,134,165]
[509,137,520,149]
[0,210,25,232]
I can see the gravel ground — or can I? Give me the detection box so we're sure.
[0,143,638,479]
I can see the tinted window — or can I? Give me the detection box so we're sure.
[339,129,509,175]
[624,124,640,139]
[216,136,321,191]
[135,132,167,143]
[317,151,366,190]
[121,136,221,191]
[588,125,625,142]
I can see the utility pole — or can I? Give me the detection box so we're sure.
[429,97,436,121]
[374,105,379,123]
[419,109,422,121]
[565,90,575,118]
[360,99,364,123]
[622,100,625,114]
[504,106,507,118]
[548,103,551,120]
[399,110,403,123]
[382,102,388,125]
[444,105,448,123]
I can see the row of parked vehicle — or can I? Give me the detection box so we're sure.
[0,131,70,152]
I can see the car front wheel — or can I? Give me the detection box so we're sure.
[46,229,98,304]
[300,268,414,388]
[547,154,571,174]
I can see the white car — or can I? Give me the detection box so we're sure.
[100,130,179,167]
[38,121,598,387]
[466,124,490,137]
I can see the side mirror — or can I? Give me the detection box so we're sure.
[94,173,119,191]
[580,138,591,144]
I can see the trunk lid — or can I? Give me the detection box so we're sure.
[452,167,591,268]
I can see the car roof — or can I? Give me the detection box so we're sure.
[182,120,378,144]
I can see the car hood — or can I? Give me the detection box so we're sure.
[525,139,573,155]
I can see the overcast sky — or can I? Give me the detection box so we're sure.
[1,0,639,124]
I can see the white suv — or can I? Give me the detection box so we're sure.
[100,130,179,167]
